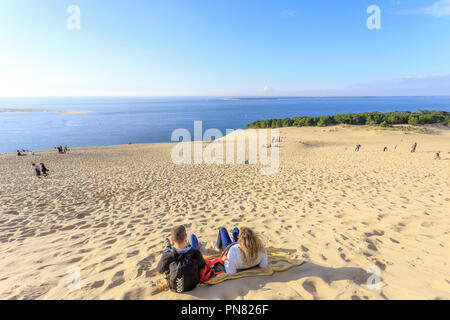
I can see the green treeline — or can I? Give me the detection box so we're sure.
[246,110,450,129]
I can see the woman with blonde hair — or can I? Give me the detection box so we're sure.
[215,226,268,274]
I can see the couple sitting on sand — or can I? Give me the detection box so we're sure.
[157,225,268,293]
[32,163,49,177]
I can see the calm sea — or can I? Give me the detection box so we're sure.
[1,96,450,153]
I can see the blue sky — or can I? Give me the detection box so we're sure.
[1,0,450,96]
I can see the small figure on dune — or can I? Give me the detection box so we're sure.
[411,142,417,153]
[17,150,23,156]
[40,163,49,176]
[32,163,41,177]
[435,152,441,160]
[355,144,361,151]
[383,146,387,152]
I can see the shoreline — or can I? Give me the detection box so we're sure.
[2,123,448,155]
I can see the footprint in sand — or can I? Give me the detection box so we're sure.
[127,250,139,258]
[94,222,108,228]
[106,270,125,290]
[302,280,317,299]
[365,230,385,237]
[100,261,123,273]
[136,253,156,278]
[421,221,433,228]
[104,239,117,245]
[340,253,351,263]
[68,257,83,263]
[102,254,118,263]
[90,280,105,289]
[123,287,147,300]
[366,239,378,252]
[374,260,387,271]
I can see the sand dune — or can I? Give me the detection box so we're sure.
[0,126,449,300]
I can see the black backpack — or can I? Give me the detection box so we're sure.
[167,251,201,293]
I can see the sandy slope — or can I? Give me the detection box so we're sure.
[0,126,449,300]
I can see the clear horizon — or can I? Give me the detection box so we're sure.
[2,95,450,99]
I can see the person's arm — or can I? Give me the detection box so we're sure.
[195,250,206,269]
[156,251,173,274]
[224,247,238,274]
[259,251,269,268]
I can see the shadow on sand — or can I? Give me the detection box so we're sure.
[187,260,372,300]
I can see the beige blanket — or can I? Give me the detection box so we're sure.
[198,247,303,286]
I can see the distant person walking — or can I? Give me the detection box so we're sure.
[383,146,387,152]
[355,144,361,151]
[435,152,441,160]
[411,142,417,153]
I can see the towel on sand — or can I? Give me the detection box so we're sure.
[198,247,304,286]
[154,247,303,291]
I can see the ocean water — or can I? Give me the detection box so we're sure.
[1,96,450,153]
